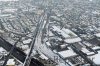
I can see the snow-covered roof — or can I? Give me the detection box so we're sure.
[82,42,92,47]
[66,60,74,66]
[89,53,100,65]
[23,39,32,44]
[92,11,100,14]
[3,9,17,13]
[58,50,77,58]
[0,30,4,33]
[95,33,100,37]
[61,31,70,38]
[92,46,100,50]
[81,48,95,55]
[49,31,54,36]
[52,26,77,38]
[0,47,6,53]
[62,28,77,37]
[51,26,82,43]
[92,46,100,53]
[40,54,48,60]
[52,26,61,31]
[51,26,70,38]
[64,37,82,43]
[50,16,61,21]
[60,44,67,49]
[0,14,12,17]
[24,49,30,54]
[21,45,29,50]
[46,42,51,46]
[97,51,100,53]
[81,48,89,53]
[7,59,15,65]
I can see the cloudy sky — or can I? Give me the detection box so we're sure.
[0,0,19,1]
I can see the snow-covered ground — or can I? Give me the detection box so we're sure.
[33,21,73,66]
